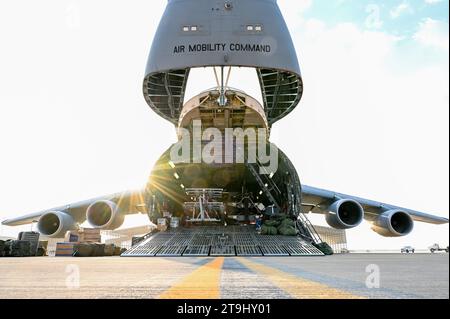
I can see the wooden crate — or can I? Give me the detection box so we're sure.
[78,228,101,242]
[55,242,77,257]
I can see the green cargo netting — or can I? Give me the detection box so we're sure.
[261,225,278,235]
[73,243,118,257]
[280,219,295,228]
[93,244,105,257]
[104,244,115,256]
[36,247,46,256]
[3,240,33,257]
[313,242,334,255]
[73,243,94,257]
[264,220,280,227]
[262,217,297,236]
[277,225,297,236]
[0,240,5,257]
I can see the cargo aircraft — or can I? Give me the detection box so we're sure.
[2,0,448,252]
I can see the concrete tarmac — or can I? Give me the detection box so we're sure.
[0,254,448,299]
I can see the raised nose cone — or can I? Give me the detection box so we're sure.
[143,0,303,126]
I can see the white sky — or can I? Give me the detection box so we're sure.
[0,0,448,250]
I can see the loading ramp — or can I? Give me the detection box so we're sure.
[122,226,324,257]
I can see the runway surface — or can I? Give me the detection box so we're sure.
[0,254,448,299]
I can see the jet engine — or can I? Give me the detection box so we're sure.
[86,200,124,230]
[37,211,77,238]
[325,199,364,229]
[371,209,414,237]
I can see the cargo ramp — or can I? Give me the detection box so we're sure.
[122,226,324,257]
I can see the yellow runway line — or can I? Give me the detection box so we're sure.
[159,257,224,299]
[238,258,365,299]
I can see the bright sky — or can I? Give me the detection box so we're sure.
[0,0,448,250]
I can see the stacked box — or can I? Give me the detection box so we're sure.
[54,242,122,257]
[46,238,64,257]
[0,240,5,257]
[157,218,168,232]
[37,240,48,257]
[170,217,180,228]
[55,242,76,257]
[18,232,40,256]
[79,228,101,243]
[64,231,80,243]
[158,225,168,232]
[88,243,104,257]
[72,243,94,257]
[39,241,48,250]
[36,247,46,256]
[2,241,11,256]
[4,240,32,257]
[104,244,115,256]
[113,246,122,256]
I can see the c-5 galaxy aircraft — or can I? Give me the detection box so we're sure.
[2,0,448,255]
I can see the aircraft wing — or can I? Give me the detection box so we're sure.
[301,185,449,225]
[1,190,147,227]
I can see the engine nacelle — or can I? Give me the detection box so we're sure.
[371,209,414,237]
[37,211,77,238]
[86,200,124,230]
[325,199,364,229]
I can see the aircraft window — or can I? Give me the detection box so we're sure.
[182,25,199,32]
[246,25,262,32]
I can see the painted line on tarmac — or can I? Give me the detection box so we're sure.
[237,257,365,299]
[159,257,224,299]
[161,257,215,267]
[220,258,291,299]
[252,258,421,299]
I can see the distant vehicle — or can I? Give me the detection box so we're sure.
[401,246,415,253]
[340,248,350,254]
[429,243,449,253]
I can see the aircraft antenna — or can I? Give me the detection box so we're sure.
[218,66,227,106]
